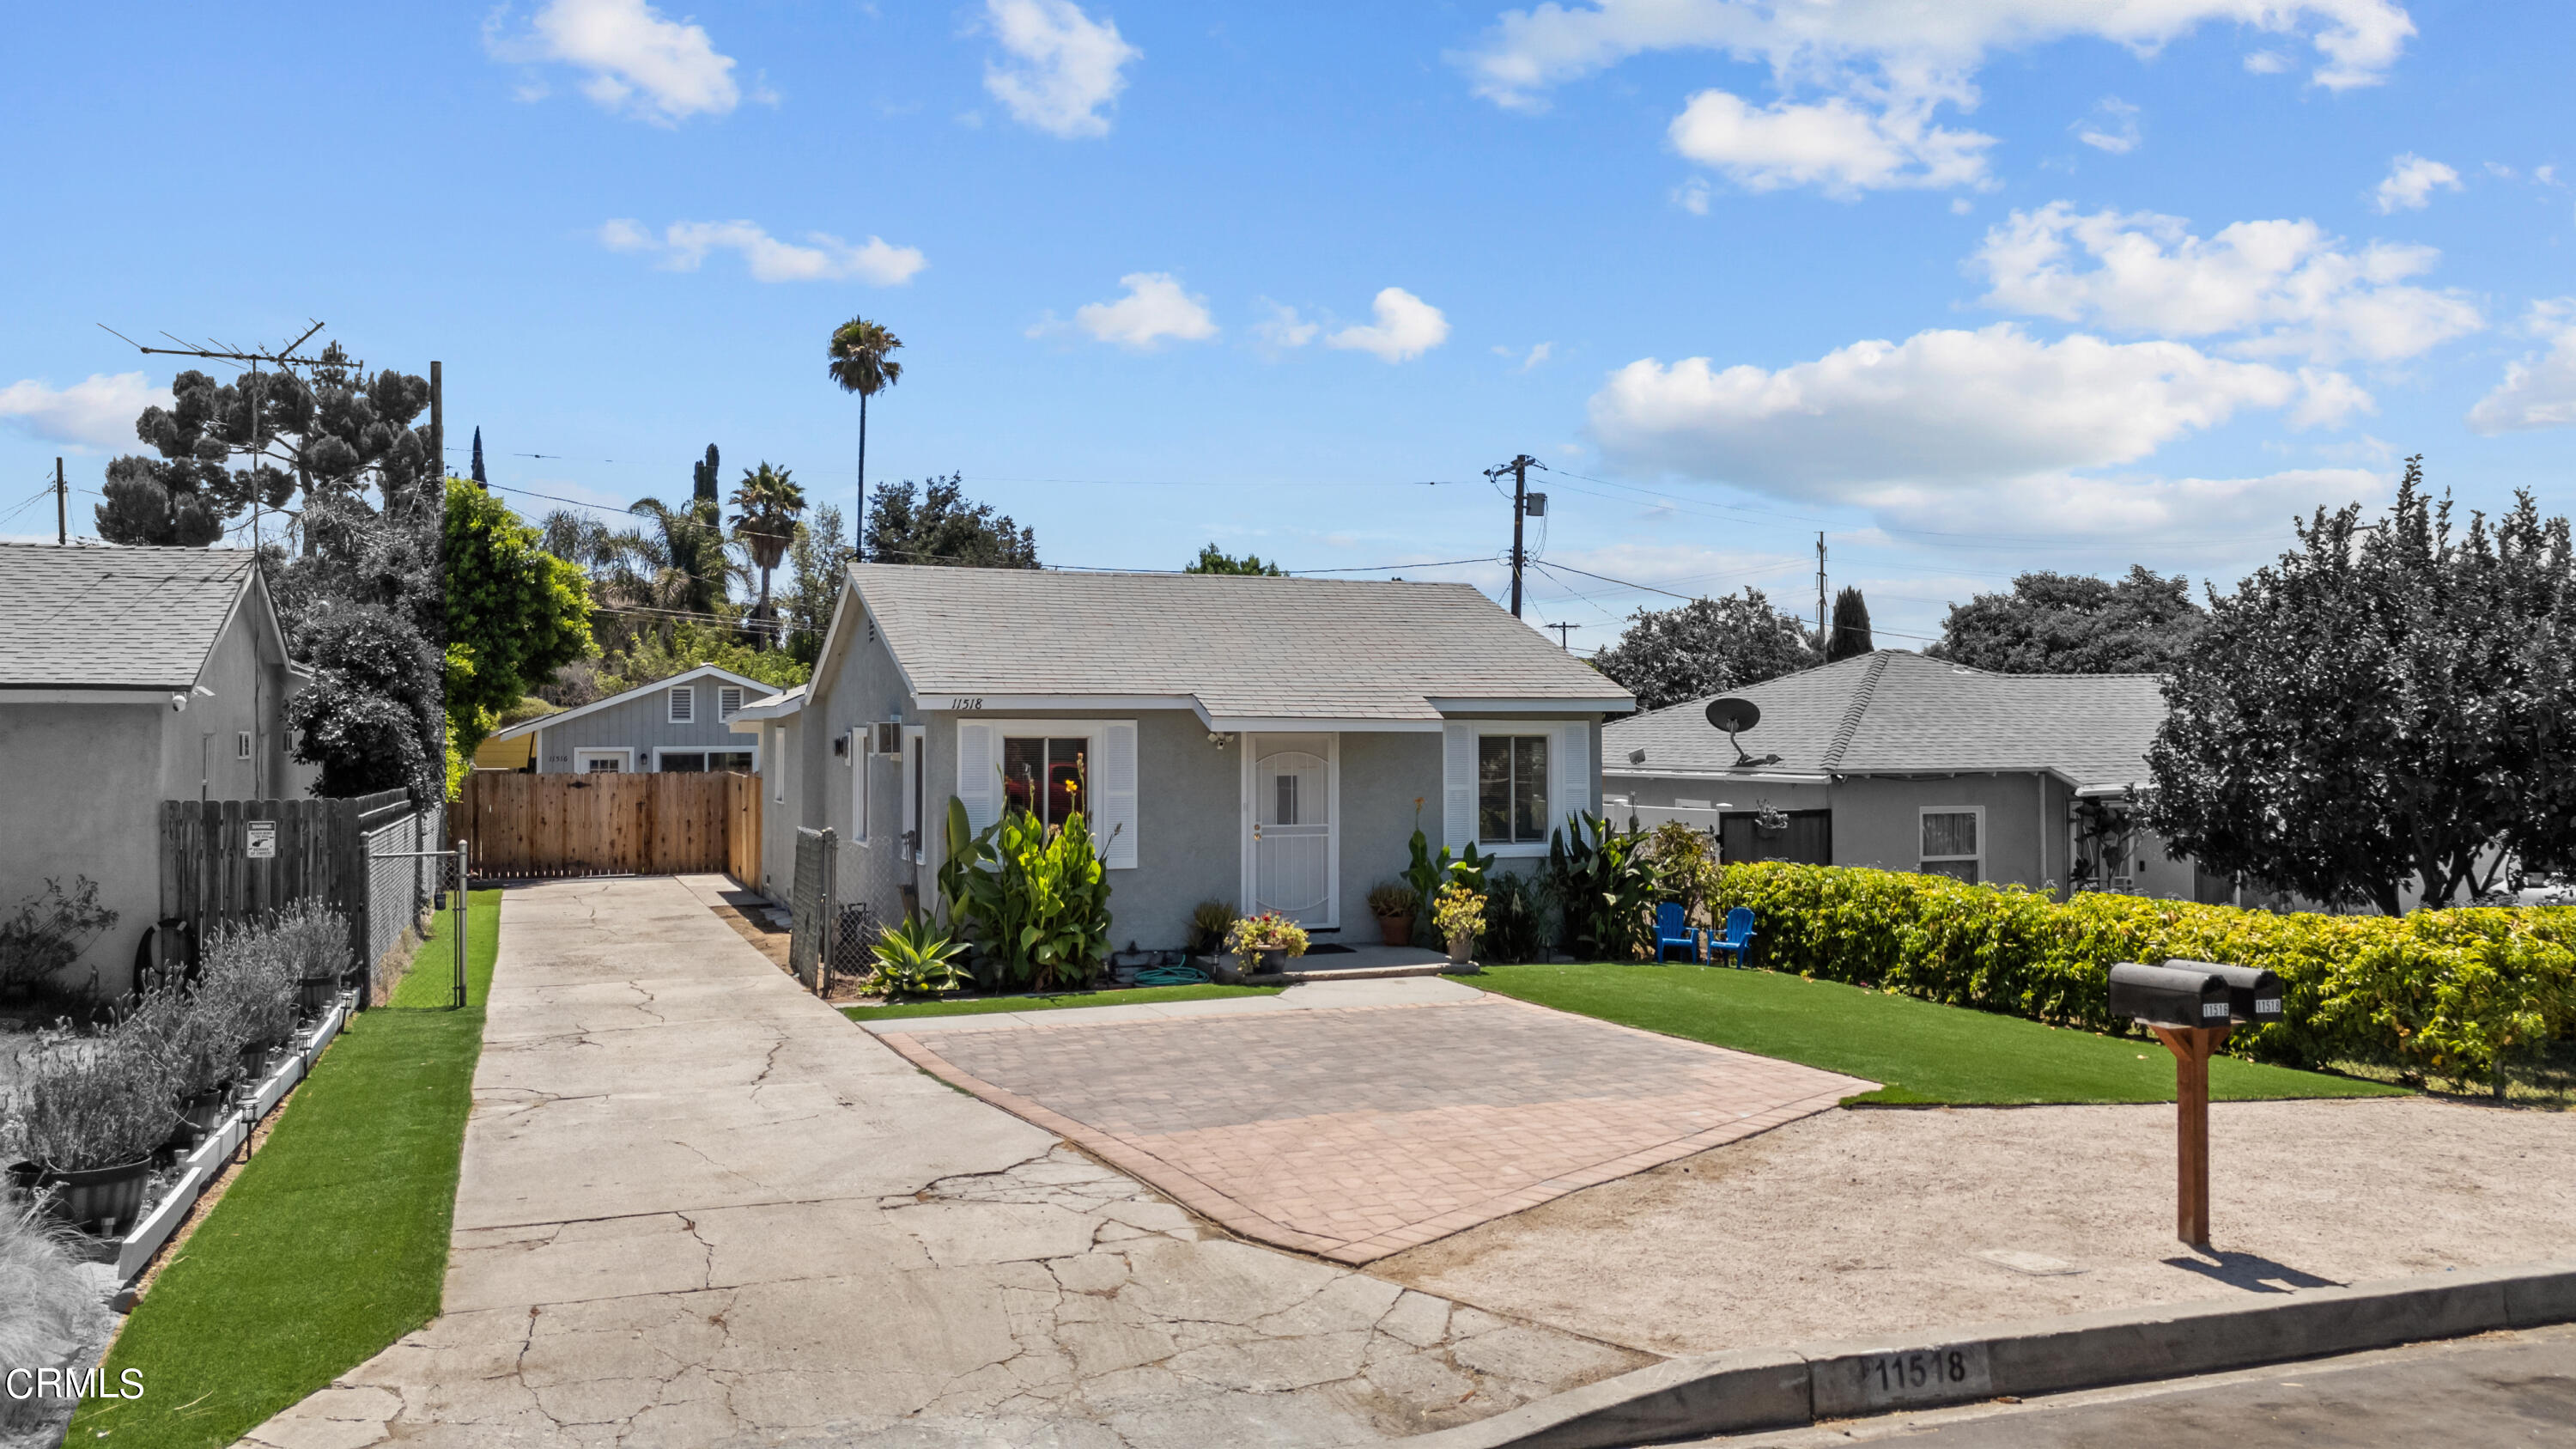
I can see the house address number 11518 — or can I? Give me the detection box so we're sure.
[947,698,986,710]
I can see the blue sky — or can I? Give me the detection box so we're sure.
[5,1,2571,648]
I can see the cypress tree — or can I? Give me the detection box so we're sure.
[1828,586,1874,661]
[471,426,488,486]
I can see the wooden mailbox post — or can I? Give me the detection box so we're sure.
[2109,960,2285,1247]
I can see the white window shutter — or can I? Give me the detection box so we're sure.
[1097,721,1139,869]
[1556,721,1591,824]
[1442,722,1475,852]
[957,721,999,831]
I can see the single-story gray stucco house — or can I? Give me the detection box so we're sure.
[484,663,768,774]
[1601,649,2229,903]
[0,543,317,995]
[732,563,1631,947]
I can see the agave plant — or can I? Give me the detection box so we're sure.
[864,915,969,1000]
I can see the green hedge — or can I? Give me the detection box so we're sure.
[1709,862,2576,1087]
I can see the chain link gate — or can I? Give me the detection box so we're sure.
[373,838,471,1008]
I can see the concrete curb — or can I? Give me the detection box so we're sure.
[1402,1257,2576,1448]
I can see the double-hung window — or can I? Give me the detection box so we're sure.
[1002,736,1089,827]
[1919,807,1983,884]
[1477,734,1550,845]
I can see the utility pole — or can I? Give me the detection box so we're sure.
[55,458,65,545]
[1487,454,1539,618]
[1543,622,1578,650]
[1815,533,1828,653]
[429,361,444,489]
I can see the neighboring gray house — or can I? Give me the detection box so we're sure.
[0,544,318,995]
[486,663,767,774]
[1602,650,2222,902]
[734,563,1631,946]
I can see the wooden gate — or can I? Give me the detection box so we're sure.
[458,772,750,880]
[158,792,380,969]
[727,771,762,888]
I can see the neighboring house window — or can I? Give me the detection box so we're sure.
[850,729,869,844]
[1920,807,1983,884]
[236,730,252,760]
[1002,736,1088,826]
[658,750,755,773]
[668,685,696,724]
[1477,734,1550,844]
[575,748,633,774]
[718,685,745,719]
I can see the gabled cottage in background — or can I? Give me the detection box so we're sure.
[0,544,317,993]
[480,662,769,775]
[735,563,1631,946]
[1602,649,2222,902]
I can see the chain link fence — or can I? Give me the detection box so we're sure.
[361,799,447,985]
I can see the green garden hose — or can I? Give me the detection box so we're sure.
[1132,963,1210,987]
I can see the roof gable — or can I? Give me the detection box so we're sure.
[844,563,1627,721]
[490,663,775,740]
[0,544,266,690]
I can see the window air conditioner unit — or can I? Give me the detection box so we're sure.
[875,722,904,756]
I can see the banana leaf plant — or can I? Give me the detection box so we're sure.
[1546,812,1656,961]
[938,793,1118,992]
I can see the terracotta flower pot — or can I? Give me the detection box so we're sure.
[1376,913,1414,948]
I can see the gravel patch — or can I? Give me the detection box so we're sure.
[1375,1096,2576,1358]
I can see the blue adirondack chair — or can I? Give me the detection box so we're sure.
[1706,907,1757,967]
[1652,903,1698,962]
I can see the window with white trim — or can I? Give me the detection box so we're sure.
[668,685,696,724]
[236,730,253,760]
[1003,736,1089,827]
[1477,734,1550,844]
[850,729,869,844]
[1919,807,1984,884]
[718,685,745,719]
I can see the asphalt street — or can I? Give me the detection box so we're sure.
[1686,1322,2576,1447]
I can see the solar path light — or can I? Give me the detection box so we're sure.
[2106,960,2285,1247]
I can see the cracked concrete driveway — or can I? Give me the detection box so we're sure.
[239,876,1647,1449]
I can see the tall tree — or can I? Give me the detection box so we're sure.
[691,443,720,504]
[1826,586,1874,661]
[471,426,488,487]
[1184,542,1284,575]
[781,503,849,665]
[2147,460,2576,912]
[444,479,595,766]
[1931,566,2205,674]
[729,461,805,638]
[826,317,903,557]
[1593,587,1819,713]
[865,474,1038,569]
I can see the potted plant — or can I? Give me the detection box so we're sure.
[1366,882,1419,947]
[1224,912,1309,975]
[1432,884,1485,969]
[118,983,246,1145]
[863,915,969,1000]
[1186,900,1237,960]
[7,1033,180,1236]
[264,898,353,1019]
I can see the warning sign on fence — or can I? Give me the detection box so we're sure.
[246,820,276,859]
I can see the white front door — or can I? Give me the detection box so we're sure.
[1248,734,1336,927]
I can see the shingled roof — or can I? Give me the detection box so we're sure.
[1603,650,2167,791]
[844,563,1629,722]
[0,544,270,690]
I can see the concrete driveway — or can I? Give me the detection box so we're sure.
[239,876,1644,1449]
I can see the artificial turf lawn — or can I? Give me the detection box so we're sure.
[76,889,503,1449]
[1476,962,2411,1105]
[843,982,1280,1021]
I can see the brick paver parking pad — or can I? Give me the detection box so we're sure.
[879,993,1873,1263]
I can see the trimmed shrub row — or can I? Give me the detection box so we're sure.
[1709,861,2576,1088]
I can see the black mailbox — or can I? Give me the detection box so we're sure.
[2107,961,2231,1030]
[2165,959,2285,1025]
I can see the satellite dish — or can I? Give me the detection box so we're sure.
[1704,696,1780,769]
[1704,697,1760,734]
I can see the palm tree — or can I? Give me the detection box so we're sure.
[729,462,805,642]
[625,496,742,622]
[825,316,903,557]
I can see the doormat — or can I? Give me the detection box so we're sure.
[1302,944,1357,955]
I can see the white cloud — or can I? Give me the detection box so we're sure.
[2243,48,2291,73]
[1858,466,2387,545]
[982,0,1139,138]
[1254,301,1320,350]
[2074,96,2140,154]
[2372,152,2461,213]
[2467,299,2576,435]
[598,219,926,284]
[1668,88,1994,195]
[1973,203,2481,363]
[1060,272,1217,349]
[1673,176,1712,214]
[487,0,742,125]
[1587,324,2333,501]
[1457,2,2411,197]
[1327,288,1451,363]
[0,373,167,450]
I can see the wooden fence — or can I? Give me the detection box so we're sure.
[727,771,762,888]
[458,771,755,880]
[158,789,400,973]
